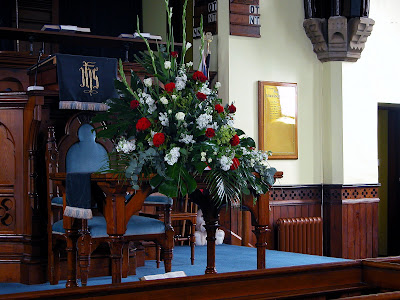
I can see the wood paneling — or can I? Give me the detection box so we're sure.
[268,185,322,250]
[324,184,380,259]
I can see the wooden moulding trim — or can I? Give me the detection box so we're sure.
[323,183,381,189]
[0,93,29,107]
[363,256,400,264]
[270,199,321,206]
[0,261,362,300]
[325,198,380,205]
[271,184,322,189]
[0,234,27,242]
[341,198,380,204]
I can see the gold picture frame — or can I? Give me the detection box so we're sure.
[258,81,298,159]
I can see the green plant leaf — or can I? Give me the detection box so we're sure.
[150,174,164,189]
[158,180,178,198]
[194,161,207,173]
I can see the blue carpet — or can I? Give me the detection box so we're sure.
[0,244,348,295]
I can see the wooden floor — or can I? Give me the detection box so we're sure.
[1,257,400,299]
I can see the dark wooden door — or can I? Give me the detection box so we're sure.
[387,108,400,255]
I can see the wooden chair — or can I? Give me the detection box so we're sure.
[143,194,197,265]
[46,112,174,286]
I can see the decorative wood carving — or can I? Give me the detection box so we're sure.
[303,16,374,62]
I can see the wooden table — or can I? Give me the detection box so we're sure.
[191,171,283,274]
[51,171,282,285]
[51,173,154,286]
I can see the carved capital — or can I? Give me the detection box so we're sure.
[303,16,374,62]
[303,18,328,54]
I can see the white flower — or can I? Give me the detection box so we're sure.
[208,158,212,163]
[179,133,195,144]
[171,95,177,100]
[215,82,221,89]
[201,156,206,162]
[196,113,212,129]
[143,78,152,87]
[219,156,233,171]
[165,147,181,165]
[145,95,154,105]
[201,152,207,157]
[186,42,192,50]
[199,84,212,95]
[159,112,169,126]
[160,97,168,105]
[241,147,250,155]
[148,105,157,114]
[175,112,185,121]
[186,61,193,68]
[164,61,171,69]
[226,115,235,127]
[116,138,136,154]
[175,77,186,91]
[250,159,255,167]
[168,109,172,114]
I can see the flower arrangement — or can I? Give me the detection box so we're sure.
[92,0,276,207]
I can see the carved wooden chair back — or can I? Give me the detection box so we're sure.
[46,112,174,286]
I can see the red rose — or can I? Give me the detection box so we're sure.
[215,104,224,113]
[230,134,240,146]
[196,92,207,101]
[192,71,207,83]
[230,158,240,170]
[136,117,151,131]
[153,132,165,147]
[164,82,176,93]
[170,51,178,58]
[130,100,139,109]
[205,128,215,138]
[228,104,236,113]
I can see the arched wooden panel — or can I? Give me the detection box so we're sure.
[0,123,15,184]
[0,123,16,230]
[0,77,24,92]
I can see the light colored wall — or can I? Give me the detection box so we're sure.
[142,0,167,40]
[322,62,344,184]
[221,0,323,185]
[337,0,400,184]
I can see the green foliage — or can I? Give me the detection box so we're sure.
[91,0,276,207]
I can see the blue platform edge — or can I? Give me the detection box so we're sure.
[0,244,349,295]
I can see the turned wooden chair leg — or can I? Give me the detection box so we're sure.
[156,243,161,269]
[122,244,129,278]
[79,223,91,286]
[190,222,196,265]
[130,244,137,275]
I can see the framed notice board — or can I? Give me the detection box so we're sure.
[258,81,298,159]
[230,0,260,37]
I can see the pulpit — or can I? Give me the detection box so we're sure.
[0,55,148,284]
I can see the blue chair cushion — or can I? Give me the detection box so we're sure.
[125,193,173,205]
[144,194,173,205]
[51,197,63,206]
[52,215,165,237]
